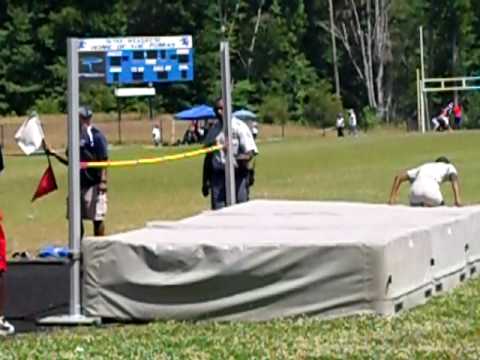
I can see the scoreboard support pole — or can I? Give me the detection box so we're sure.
[38,38,100,326]
[117,98,123,144]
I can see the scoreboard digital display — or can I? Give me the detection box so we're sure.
[78,36,194,85]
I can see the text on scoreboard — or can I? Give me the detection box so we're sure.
[78,36,194,84]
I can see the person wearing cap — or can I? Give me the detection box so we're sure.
[46,106,109,236]
[202,97,258,210]
[388,156,462,207]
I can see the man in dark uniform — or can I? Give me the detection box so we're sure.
[46,106,108,236]
[202,98,258,210]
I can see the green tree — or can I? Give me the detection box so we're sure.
[259,94,290,137]
[303,81,343,130]
[0,5,43,114]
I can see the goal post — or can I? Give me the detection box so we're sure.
[418,75,480,132]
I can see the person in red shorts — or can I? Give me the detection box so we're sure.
[0,210,14,336]
[453,103,462,129]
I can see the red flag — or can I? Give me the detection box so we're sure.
[0,210,7,272]
[32,164,58,202]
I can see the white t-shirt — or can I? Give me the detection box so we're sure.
[152,127,161,142]
[407,162,457,185]
[336,116,345,128]
[204,117,258,170]
[349,112,357,127]
[407,162,458,205]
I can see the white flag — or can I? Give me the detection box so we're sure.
[14,112,45,155]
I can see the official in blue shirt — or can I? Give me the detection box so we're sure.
[47,106,109,237]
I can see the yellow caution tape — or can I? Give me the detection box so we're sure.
[82,145,223,169]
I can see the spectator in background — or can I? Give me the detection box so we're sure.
[453,103,462,129]
[182,123,199,145]
[0,210,15,336]
[432,102,453,132]
[348,109,358,136]
[388,156,461,207]
[193,120,205,141]
[152,124,162,147]
[336,112,345,137]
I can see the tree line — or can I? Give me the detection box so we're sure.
[1,0,480,128]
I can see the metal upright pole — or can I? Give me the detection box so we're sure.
[220,41,236,206]
[67,38,82,317]
[420,80,426,133]
[416,68,421,131]
[420,27,425,87]
[419,26,426,133]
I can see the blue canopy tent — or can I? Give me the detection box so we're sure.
[174,105,216,120]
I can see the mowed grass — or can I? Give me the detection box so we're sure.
[1,129,480,358]
[3,128,480,253]
[2,277,480,358]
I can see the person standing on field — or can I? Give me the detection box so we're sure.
[46,106,108,237]
[152,124,162,147]
[336,112,345,137]
[453,103,462,129]
[348,109,358,136]
[202,98,258,210]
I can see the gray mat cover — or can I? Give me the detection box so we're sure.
[82,200,480,321]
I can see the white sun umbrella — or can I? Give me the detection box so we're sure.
[233,109,257,120]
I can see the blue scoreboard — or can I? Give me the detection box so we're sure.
[78,36,194,85]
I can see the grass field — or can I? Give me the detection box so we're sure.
[1,128,480,357]
[3,128,480,253]
[2,278,479,358]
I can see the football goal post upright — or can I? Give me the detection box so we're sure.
[419,76,480,132]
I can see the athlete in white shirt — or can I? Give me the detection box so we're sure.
[388,156,461,207]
